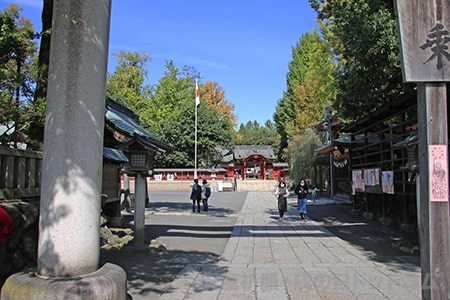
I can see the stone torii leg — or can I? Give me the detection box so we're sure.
[1,1,126,299]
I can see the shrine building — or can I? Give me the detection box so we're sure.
[218,145,288,180]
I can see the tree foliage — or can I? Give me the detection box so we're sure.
[154,97,234,168]
[0,5,38,148]
[235,120,280,148]
[199,81,236,127]
[285,31,336,137]
[274,30,335,159]
[308,0,414,121]
[286,128,327,185]
[141,60,197,136]
[106,51,152,113]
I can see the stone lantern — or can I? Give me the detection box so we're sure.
[118,135,156,246]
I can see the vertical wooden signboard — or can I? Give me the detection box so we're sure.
[395,1,450,299]
[395,0,450,82]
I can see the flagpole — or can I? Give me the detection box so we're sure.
[194,100,198,179]
[194,79,199,179]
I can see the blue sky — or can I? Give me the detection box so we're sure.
[1,1,318,126]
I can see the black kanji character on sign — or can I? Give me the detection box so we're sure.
[420,23,450,69]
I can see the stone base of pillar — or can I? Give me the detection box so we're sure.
[1,263,127,300]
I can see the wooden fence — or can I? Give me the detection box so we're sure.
[0,147,42,200]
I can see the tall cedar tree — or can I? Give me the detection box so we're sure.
[274,30,335,159]
[308,0,415,121]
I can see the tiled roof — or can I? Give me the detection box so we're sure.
[103,147,128,162]
[105,97,172,153]
[233,145,276,160]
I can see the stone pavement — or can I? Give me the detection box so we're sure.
[157,192,421,299]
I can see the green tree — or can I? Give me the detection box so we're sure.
[274,30,335,159]
[142,60,197,136]
[235,120,280,148]
[0,5,37,148]
[286,128,327,185]
[106,51,152,113]
[309,0,414,121]
[285,31,335,137]
[155,98,234,168]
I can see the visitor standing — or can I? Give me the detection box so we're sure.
[201,179,211,212]
[190,179,202,213]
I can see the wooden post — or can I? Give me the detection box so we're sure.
[417,83,450,299]
[395,1,450,298]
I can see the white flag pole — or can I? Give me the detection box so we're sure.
[194,79,199,179]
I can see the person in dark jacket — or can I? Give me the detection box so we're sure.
[201,179,211,212]
[275,180,289,221]
[294,178,308,220]
[190,179,202,213]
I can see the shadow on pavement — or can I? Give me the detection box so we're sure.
[99,246,222,299]
[148,201,236,216]
[305,202,420,266]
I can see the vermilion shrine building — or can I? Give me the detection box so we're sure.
[219,145,288,180]
[152,145,289,181]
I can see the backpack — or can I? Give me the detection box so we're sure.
[205,186,211,197]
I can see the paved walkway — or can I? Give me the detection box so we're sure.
[158,192,421,300]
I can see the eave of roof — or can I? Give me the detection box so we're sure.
[116,135,160,153]
[103,147,128,162]
[105,97,173,153]
[342,93,416,133]
[233,145,276,159]
[392,131,419,148]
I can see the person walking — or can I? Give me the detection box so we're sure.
[274,180,289,221]
[201,179,211,212]
[190,179,202,213]
[294,178,309,220]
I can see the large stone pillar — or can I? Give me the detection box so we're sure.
[37,0,111,277]
[1,1,126,299]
